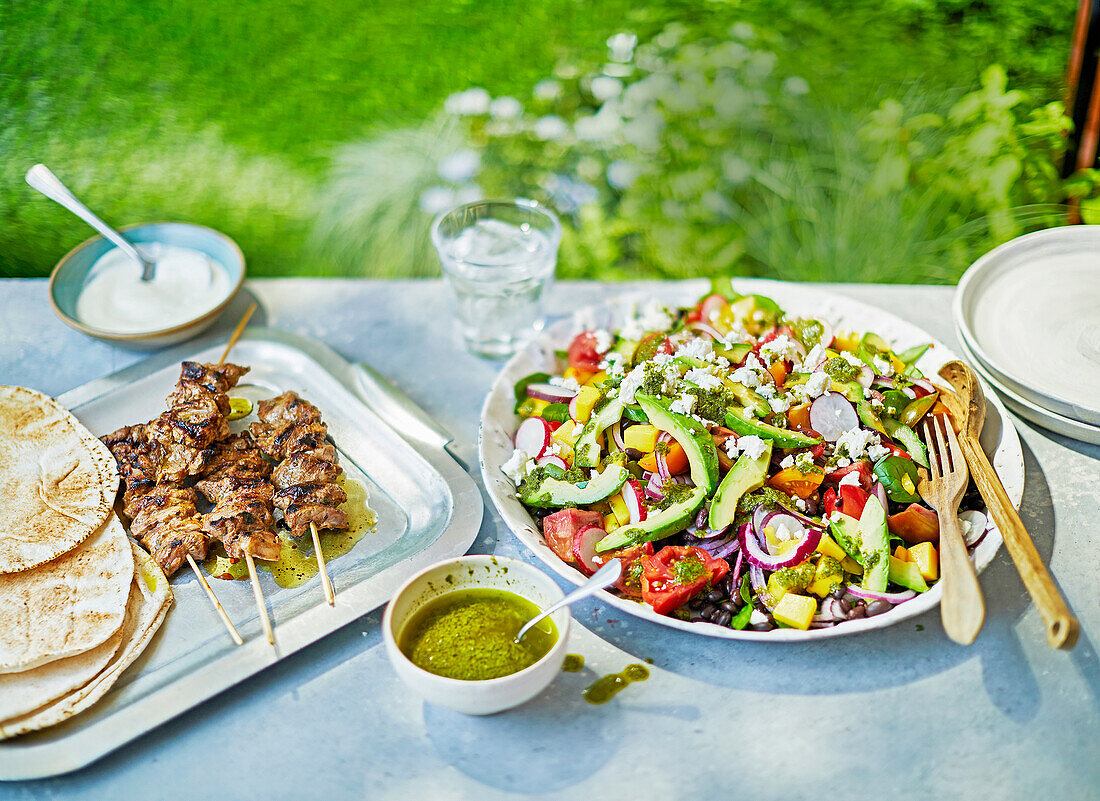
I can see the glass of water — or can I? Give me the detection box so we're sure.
[430,199,561,358]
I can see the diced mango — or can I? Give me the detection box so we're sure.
[603,512,620,533]
[584,371,608,386]
[807,576,837,598]
[833,332,861,352]
[639,452,658,472]
[908,541,938,581]
[608,494,630,527]
[773,593,817,630]
[894,545,909,562]
[564,366,594,384]
[572,386,602,424]
[556,441,575,466]
[552,420,580,447]
[624,424,661,453]
[816,533,847,562]
[842,556,863,575]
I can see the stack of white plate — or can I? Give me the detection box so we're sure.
[955,225,1100,445]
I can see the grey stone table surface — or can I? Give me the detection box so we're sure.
[0,278,1097,801]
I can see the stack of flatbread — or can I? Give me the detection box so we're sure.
[0,386,172,740]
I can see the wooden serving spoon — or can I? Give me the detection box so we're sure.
[937,360,1079,650]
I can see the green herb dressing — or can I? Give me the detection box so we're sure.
[583,663,650,704]
[399,589,557,681]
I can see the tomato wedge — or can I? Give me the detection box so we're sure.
[594,542,654,598]
[567,332,604,372]
[837,483,870,520]
[768,467,823,499]
[641,546,729,615]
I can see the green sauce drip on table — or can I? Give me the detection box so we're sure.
[583,663,650,704]
[399,589,557,681]
[562,654,585,673]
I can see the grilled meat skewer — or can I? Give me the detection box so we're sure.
[251,391,348,537]
[195,433,280,562]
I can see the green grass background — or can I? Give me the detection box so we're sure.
[0,0,1075,278]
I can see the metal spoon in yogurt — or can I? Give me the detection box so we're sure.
[26,164,158,281]
[515,558,622,643]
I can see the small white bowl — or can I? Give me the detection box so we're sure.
[383,555,570,716]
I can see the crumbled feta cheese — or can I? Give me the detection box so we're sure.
[750,609,770,626]
[600,352,627,379]
[835,457,852,468]
[773,520,799,542]
[838,471,861,488]
[738,435,768,460]
[870,396,884,409]
[501,447,537,485]
[780,455,795,469]
[799,343,826,373]
[794,451,816,473]
[760,334,802,365]
[592,329,614,354]
[840,351,865,369]
[621,299,674,340]
[652,351,674,367]
[683,367,722,390]
[618,365,647,404]
[731,352,767,388]
[792,497,808,511]
[835,427,879,460]
[549,375,582,392]
[669,393,697,416]
[723,437,741,459]
[676,337,716,363]
[866,442,891,462]
[769,395,791,414]
[804,371,832,398]
[757,383,777,399]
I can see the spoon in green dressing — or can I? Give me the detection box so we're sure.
[515,558,622,643]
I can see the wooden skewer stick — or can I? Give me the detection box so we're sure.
[243,552,275,645]
[310,522,336,606]
[186,554,244,646]
[218,302,258,367]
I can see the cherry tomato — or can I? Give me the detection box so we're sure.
[823,487,838,517]
[837,483,870,520]
[826,460,873,491]
[567,332,604,372]
[768,467,824,499]
[641,546,729,615]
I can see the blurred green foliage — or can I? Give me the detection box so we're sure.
[1,0,1090,281]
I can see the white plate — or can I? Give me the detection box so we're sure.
[479,280,1025,642]
[955,226,1100,426]
[955,330,1100,446]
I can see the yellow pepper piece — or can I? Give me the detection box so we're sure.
[608,494,630,527]
[908,541,939,581]
[815,533,847,562]
[563,366,594,384]
[623,424,660,453]
[842,556,863,575]
[603,512,620,533]
[572,386,602,424]
[585,371,608,386]
[552,420,580,447]
[773,593,817,630]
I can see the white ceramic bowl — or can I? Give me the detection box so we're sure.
[479,279,1027,642]
[382,555,570,715]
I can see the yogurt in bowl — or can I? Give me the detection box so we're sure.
[50,222,245,349]
[383,555,570,715]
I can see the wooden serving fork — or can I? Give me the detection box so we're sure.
[918,414,986,645]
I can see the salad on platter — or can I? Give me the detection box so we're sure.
[502,283,988,633]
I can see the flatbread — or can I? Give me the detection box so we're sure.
[0,386,120,574]
[0,514,133,673]
[0,542,172,739]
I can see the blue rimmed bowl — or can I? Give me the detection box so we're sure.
[49,222,245,349]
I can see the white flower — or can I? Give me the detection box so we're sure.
[669,393,696,416]
[437,149,481,183]
[533,79,562,102]
[738,435,768,460]
[444,88,491,116]
[684,368,722,390]
[804,371,832,398]
[549,375,582,392]
[502,447,537,485]
[590,75,624,101]
[533,115,569,141]
[419,186,455,215]
[675,337,715,362]
[607,32,638,62]
[607,159,640,190]
[489,96,522,120]
[835,427,879,461]
[592,329,614,354]
[783,76,810,96]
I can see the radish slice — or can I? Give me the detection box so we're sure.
[810,392,859,442]
[816,319,835,349]
[959,510,988,546]
[621,479,647,524]
[568,394,581,422]
[856,364,875,388]
[572,525,606,576]
[871,481,889,514]
[700,294,727,322]
[526,382,578,403]
[537,454,568,471]
[515,417,552,458]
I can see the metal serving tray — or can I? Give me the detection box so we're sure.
[0,328,483,780]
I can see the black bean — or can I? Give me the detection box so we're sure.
[625,448,643,460]
[714,611,732,627]
[700,604,717,620]
[838,598,852,614]
[751,621,775,631]
[830,587,846,600]
[848,604,867,619]
[706,589,724,603]
[867,600,891,617]
[719,600,738,613]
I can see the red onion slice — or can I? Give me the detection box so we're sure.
[688,321,724,340]
[655,431,673,479]
[810,392,859,442]
[741,514,821,570]
[610,421,628,452]
[748,562,767,597]
[872,376,899,390]
[536,454,568,471]
[526,382,578,403]
[700,294,727,321]
[856,364,875,388]
[910,378,936,397]
[644,473,666,500]
[845,586,917,604]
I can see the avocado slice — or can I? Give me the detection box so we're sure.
[710,440,772,531]
[888,556,929,592]
[830,514,928,592]
[519,463,629,509]
[785,373,867,404]
[857,496,889,592]
[595,485,709,552]
[573,396,625,468]
[857,400,887,434]
[723,407,822,449]
[721,379,771,418]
